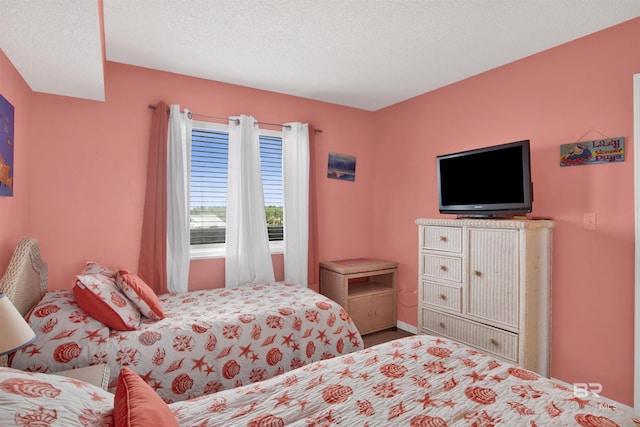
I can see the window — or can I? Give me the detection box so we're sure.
[189,121,284,259]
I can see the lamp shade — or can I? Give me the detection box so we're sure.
[0,293,35,356]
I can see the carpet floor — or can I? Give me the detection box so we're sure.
[362,328,414,348]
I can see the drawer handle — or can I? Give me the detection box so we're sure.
[439,236,448,242]
[438,322,446,329]
[439,265,448,272]
[439,294,447,300]
[487,338,499,346]
[474,270,482,277]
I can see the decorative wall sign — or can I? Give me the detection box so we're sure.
[560,137,624,167]
[0,93,14,196]
[327,152,356,181]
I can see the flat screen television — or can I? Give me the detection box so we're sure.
[436,139,533,217]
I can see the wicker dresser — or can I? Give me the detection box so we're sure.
[416,218,554,376]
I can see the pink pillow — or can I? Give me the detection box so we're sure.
[74,272,141,331]
[116,270,165,320]
[114,368,179,427]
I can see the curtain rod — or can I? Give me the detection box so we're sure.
[148,104,322,133]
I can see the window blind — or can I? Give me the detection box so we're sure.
[190,128,228,244]
[260,135,283,241]
[189,126,284,245]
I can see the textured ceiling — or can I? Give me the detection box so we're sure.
[1,0,639,111]
[0,0,104,100]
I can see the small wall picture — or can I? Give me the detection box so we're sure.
[560,137,624,167]
[327,152,356,181]
[0,93,14,196]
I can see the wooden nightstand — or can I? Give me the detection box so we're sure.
[320,258,398,335]
[55,364,110,390]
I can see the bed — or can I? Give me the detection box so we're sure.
[0,237,364,403]
[1,334,638,426]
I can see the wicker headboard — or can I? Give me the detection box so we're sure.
[0,236,48,317]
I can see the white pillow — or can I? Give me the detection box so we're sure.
[0,367,114,426]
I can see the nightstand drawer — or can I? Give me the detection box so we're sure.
[422,281,461,312]
[422,226,462,253]
[422,309,518,362]
[422,254,462,283]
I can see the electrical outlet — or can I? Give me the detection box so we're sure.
[583,212,597,230]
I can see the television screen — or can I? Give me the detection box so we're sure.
[437,140,533,216]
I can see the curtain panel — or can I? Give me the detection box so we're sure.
[307,125,320,291]
[167,105,192,293]
[138,101,169,294]
[283,122,310,287]
[225,115,275,287]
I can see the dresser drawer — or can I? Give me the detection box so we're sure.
[422,309,518,362]
[422,281,461,312]
[422,254,462,283]
[422,226,462,253]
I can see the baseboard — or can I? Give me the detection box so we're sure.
[396,320,417,334]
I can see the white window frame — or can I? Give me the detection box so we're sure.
[189,121,284,260]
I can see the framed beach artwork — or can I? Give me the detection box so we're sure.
[327,152,356,182]
[0,93,14,196]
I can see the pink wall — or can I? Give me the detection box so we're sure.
[372,18,640,405]
[1,17,639,406]
[27,62,376,291]
[0,50,33,272]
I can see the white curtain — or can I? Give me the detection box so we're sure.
[225,115,275,287]
[167,105,192,293]
[282,123,310,287]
